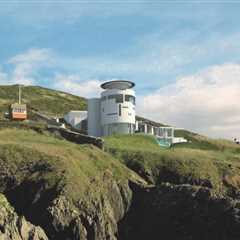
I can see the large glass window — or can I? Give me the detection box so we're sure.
[108,94,124,103]
[125,95,136,105]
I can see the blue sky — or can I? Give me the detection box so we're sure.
[1,1,240,138]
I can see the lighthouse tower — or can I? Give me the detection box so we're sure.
[87,80,136,137]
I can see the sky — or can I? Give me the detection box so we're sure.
[0,0,240,139]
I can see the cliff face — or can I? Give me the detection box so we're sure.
[0,149,134,240]
[0,128,143,240]
[104,134,240,240]
[0,194,48,240]
[119,182,240,240]
[1,128,240,239]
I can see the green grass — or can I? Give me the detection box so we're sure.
[0,128,142,205]
[104,133,240,194]
[104,134,161,152]
[0,85,87,118]
[174,129,240,152]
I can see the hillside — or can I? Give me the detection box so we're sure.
[104,133,240,193]
[0,85,86,118]
[0,127,144,239]
[0,126,240,239]
[1,86,240,239]
[104,134,240,239]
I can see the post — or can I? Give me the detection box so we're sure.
[18,85,21,104]
[144,124,147,134]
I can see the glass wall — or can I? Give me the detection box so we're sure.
[103,123,135,136]
[108,94,124,103]
[159,127,174,138]
[102,94,135,104]
[125,95,136,105]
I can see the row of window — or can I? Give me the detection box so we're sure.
[12,109,26,113]
[101,94,136,105]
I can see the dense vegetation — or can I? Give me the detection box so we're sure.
[0,85,86,118]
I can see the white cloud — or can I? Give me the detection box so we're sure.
[0,48,104,98]
[9,48,51,64]
[138,63,240,139]
[52,73,103,98]
[0,48,53,85]
[8,48,53,85]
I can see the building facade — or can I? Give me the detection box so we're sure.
[88,80,136,137]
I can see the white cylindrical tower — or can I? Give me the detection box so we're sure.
[87,98,101,137]
[100,80,136,136]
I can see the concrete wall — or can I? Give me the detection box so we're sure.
[48,126,104,149]
[87,98,101,137]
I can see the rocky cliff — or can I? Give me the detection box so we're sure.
[1,128,240,239]
[0,194,48,240]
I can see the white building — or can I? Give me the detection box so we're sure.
[64,111,87,129]
[88,80,136,137]
[136,120,187,146]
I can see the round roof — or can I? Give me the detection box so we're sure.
[101,80,135,90]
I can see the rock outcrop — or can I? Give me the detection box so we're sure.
[0,139,137,240]
[119,182,240,240]
[0,194,48,240]
[1,128,240,239]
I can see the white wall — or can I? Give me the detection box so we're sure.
[100,88,136,126]
[87,98,101,137]
[64,111,87,127]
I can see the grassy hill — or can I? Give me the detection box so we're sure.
[0,128,140,200]
[2,84,240,196]
[0,127,144,238]
[1,85,240,239]
[0,85,87,118]
[104,133,240,194]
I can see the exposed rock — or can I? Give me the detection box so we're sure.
[118,182,240,240]
[44,175,133,240]
[0,193,48,240]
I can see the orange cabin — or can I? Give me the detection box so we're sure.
[10,103,27,120]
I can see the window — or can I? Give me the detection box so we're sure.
[108,94,124,103]
[14,108,25,113]
[107,113,117,116]
[119,104,122,116]
[101,96,107,101]
[125,95,136,105]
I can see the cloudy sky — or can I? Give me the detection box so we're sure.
[1,1,240,139]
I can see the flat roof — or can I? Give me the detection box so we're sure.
[101,80,135,90]
[11,103,27,108]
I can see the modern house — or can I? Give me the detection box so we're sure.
[88,80,136,137]
[64,80,187,145]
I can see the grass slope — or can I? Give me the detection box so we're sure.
[0,85,86,118]
[104,133,240,194]
[0,128,142,203]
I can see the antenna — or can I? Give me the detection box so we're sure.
[18,85,22,104]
